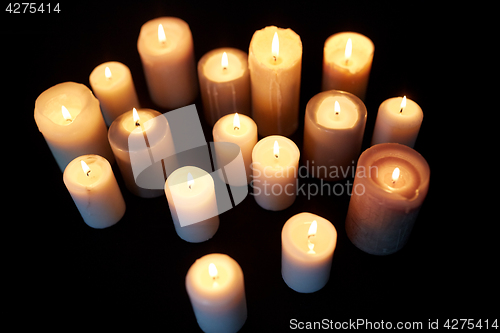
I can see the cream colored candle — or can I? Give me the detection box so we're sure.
[63,154,125,229]
[213,113,257,185]
[322,32,374,101]
[198,48,251,125]
[108,108,174,198]
[34,82,114,171]
[303,90,367,181]
[248,26,302,136]
[251,135,300,211]
[165,166,219,243]
[137,17,198,109]
[282,212,337,293]
[89,61,140,126]
[345,143,430,255]
[186,253,247,333]
[371,96,423,148]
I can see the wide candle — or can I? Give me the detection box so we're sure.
[248,26,302,136]
[34,82,114,171]
[282,212,337,293]
[345,143,430,255]
[198,48,251,125]
[322,32,374,101]
[371,96,423,148]
[303,90,367,181]
[251,135,300,211]
[164,166,219,243]
[137,17,198,109]
[89,61,140,126]
[185,253,247,333]
[213,113,257,185]
[63,154,126,229]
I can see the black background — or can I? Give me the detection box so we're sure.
[4,0,495,330]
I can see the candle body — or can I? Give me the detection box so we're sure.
[345,143,430,255]
[303,90,367,181]
[186,253,247,333]
[108,108,174,198]
[322,32,374,101]
[137,17,198,109]
[89,61,140,126]
[165,166,219,243]
[63,154,125,229]
[282,212,337,293]
[248,26,302,136]
[34,82,114,171]
[371,97,423,148]
[213,113,257,185]
[251,135,300,211]
[198,48,251,125]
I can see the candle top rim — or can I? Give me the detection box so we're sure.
[378,97,423,125]
[213,113,257,141]
[199,47,248,83]
[63,154,112,190]
[137,16,192,56]
[252,135,300,164]
[89,61,132,89]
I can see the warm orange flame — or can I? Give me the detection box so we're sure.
[187,172,194,189]
[158,23,166,44]
[61,105,72,122]
[272,32,279,59]
[392,167,400,183]
[132,108,140,126]
[400,96,407,111]
[273,140,279,158]
[80,160,91,176]
[308,220,317,237]
[345,38,352,60]
[105,66,112,80]
[334,100,341,115]
[208,263,218,279]
[221,51,228,69]
[233,113,240,130]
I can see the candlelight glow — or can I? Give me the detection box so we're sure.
[334,100,340,115]
[104,66,112,80]
[187,172,194,189]
[273,140,279,158]
[221,51,228,69]
[400,96,407,112]
[308,220,317,237]
[158,23,166,44]
[392,167,400,183]
[132,107,140,126]
[233,113,240,130]
[80,160,91,176]
[345,38,352,61]
[272,32,279,60]
[61,105,72,122]
[208,263,218,279]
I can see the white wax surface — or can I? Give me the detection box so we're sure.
[316,95,358,129]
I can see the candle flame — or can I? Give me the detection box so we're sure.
[61,105,72,122]
[132,108,140,126]
[187,172,194,189]
[272,32,279,60]
[105,66,112,80]
[233,113,240,130]
[400,96,407,113]
[273,140,279,158]
[345,38,352,61]
[80,160,91,176]
[334,100,340,115]
[308,220,317,237]
[158,23,166,44]
[221,51,228,69]
[208,263,218,279]
[392,167,400,183]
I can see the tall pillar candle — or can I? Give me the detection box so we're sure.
[345,143,430,255]
[186,253,247,333]
[63,154,126,229]
[34,82,114,171]
[165,166,219,243]
[322,32,374,101]
[89,61,140,126]
[251,135,300,211]
[371,96,423,148]
[137,17,198,109]
[248,26,302,136]
[198,48,251,125]
[303,90,367,181]
[282,212,337,293]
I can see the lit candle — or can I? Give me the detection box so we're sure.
[63,154,125,229]
[34,82,114,171]
[248,26,302,136]
[303,90,367,181]
[137,17,198,109]
[185,253,247,333]
[251,135,300,211]
[164,166,219,243]
[198,48,251,125]
[89,61,140,126]
[345,143,430,255]
[213,113,258,185]
[281,212,337,293]
[322,32,374,100]
[371,96,423,148]
[108,108,175,198]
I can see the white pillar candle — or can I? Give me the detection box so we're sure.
[137,17,198,109]
[322,32,374,101]
[63,154,125,229]
[164,166,219,243]
[282,212,337,293]
[248,26,302,136]
[371,96,423,148]
[185,253,247,333]
[108,108,174,198]
[213,113,258,185]
[303,90,367,181]
[89,61,140,126]
[345,143,430,255]
[34,82,114,171]
[198,48,251,125]
[251,135,300,211]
